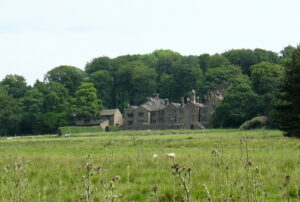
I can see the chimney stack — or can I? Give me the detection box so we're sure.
[191,89,196,103]
[164,98,169,105]
[181,97,184,107]
[153,93,159,100]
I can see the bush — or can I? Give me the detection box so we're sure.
[240,116,269,130]
[107,125,119,132]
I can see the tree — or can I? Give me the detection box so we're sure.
[207,54,231,69]
[0,89,22,136]
[85,56,112,75]
[211,75,260,128]
[250,62,284,120]
[87,70,113,108]
[44,65,86,95]
[274,46,300,137]
[35,81,70,113]
[201,65,242,95]
[280,45,296,58]
[223,49,279,75]
[250,62,284,95]
[19,88,44,134]
[1,74,28,99]
[71,82,103,124]
[198,53,210,72]
[117,61,157,106]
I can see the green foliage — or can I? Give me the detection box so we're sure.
[223,49,278,75]
[201,65,242,95]
[274,46,300,137]
[35,112,71,134]
[250,62,284,95]
[0,46,292,134]
[250,62,284,118]
[207,54,231,68]
[0,90,22,136]
[1,74,28,99]
[240,116,269,130]
[87,70,113,107]
[212,76,260,127]
[19,88,44,134]
[71,82,103,123]
[198,53,210,72]
[85,56,112,75]
[44,65,86,95]
[280,45,296,58]
[107,125,119,132]
[160,57,203,101]
[121,61,157,105]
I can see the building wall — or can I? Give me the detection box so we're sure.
[113,110,123,126]
[163,104,184,125]
[135,106,150,125]
[124,107,136,125]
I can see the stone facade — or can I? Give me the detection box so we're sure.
[121,88,226,130]
[75,109,123,129]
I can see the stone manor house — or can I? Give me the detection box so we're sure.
[120,87,226,130]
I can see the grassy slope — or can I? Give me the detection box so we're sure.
[0,129,299,201]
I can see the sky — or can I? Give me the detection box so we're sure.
[0,0,299,85]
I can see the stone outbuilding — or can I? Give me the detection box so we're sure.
[99,109,123,129]
[75,109,123,130]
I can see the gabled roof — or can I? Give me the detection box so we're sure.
[100,109,120,116]
[141,97,166,111]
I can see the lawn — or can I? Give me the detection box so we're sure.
[0,129,299,201]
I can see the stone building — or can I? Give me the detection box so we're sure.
[75,109,123,130]
[121,88,225,130]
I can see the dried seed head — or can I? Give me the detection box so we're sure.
[171,163,179,170]
[245,161,252,167]
[152,185,158,193]
[112,175,121,182]
[285,175,291,182]
[211,148,219,156]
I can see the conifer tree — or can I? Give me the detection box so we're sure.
[274,46,300,137]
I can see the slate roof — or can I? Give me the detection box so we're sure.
[141,97,166,111]
[100,109,119,116]
[172,103,181,108]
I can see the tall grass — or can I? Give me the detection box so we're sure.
[0,129,299,201]
[58,126,103,135]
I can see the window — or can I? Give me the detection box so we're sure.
[127,113,133,118]
[138,112,144,117]
[128,121,133,125]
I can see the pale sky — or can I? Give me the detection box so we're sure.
[0,0,299,85]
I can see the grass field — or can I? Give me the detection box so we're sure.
[0,129,299,201]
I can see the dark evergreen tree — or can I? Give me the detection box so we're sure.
[274,46,300,137]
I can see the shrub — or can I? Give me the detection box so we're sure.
[240,116,269,130]
[107,125,119,132]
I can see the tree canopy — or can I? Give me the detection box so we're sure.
[1,45,298,135]
[274,46,300,137]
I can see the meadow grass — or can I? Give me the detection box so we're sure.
[0,129,299,201]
